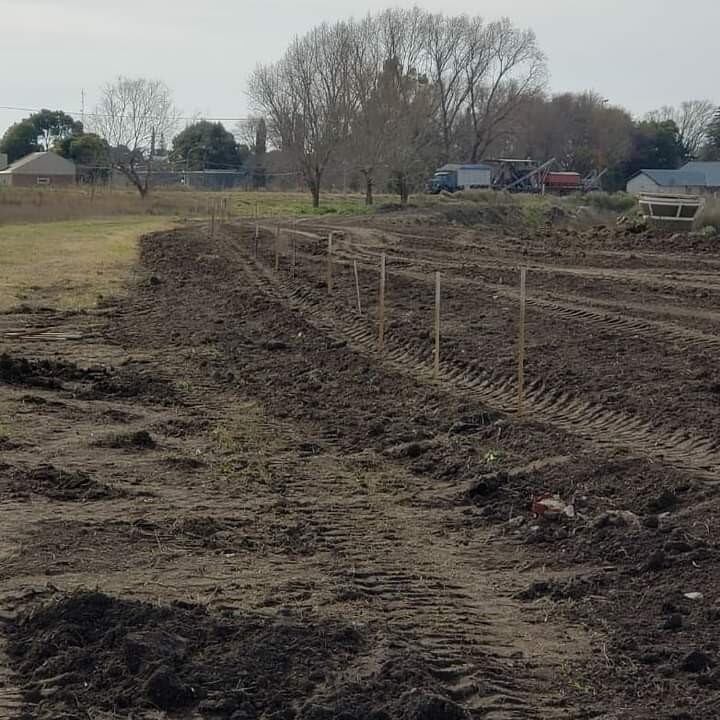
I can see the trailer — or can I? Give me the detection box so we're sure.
[428,163,493,193]
[543,172,583,195]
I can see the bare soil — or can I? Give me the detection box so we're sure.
[1,210,719,719]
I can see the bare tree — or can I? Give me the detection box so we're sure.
[423,13,483,162]
[646,100,717,158]
[464,19,547,162]
[93,77,178,197]
[248,22,355,207]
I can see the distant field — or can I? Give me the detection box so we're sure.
[0,186,392,225]
[0,217,173,311]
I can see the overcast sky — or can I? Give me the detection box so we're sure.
[1,0,717,137]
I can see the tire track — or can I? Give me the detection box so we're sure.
[235,235,720,481]
[270,222,720,355]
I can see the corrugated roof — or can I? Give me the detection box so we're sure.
[680,161,720,187]
[638,169,707,187]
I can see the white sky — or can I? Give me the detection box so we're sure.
[1,0,717,136]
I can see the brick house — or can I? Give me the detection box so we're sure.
[0,152,76,187]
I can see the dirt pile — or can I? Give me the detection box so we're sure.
[7,592,469,720]
[0,464,124,501]
[0,353,86,390]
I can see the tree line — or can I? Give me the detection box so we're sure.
[1,8,718,202]
[248,8,719,205]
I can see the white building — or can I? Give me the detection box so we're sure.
[627,162,720,196]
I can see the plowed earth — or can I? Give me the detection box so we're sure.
[1,211,718,720]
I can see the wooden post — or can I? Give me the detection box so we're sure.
[327,232,334,293]
[274,229,280,272]
[254,222,259,258]
[210,204,216,237]
[517,266,527,416]
[353,260,362,315]
[291,234,297,278]
[378,253,386,351]
[434,271,441,380]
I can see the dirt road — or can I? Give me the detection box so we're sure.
[1,216,719,718]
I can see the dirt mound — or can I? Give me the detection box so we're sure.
[95,430,157,450]
[0,464,124,502]
[0,353,87,390]
[80,369,177,405]
[7,592,468,720]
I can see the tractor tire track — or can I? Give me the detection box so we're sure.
[235,235,720,481]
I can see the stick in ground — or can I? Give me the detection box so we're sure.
[434,271,441,380]
[354,260,362,315]
[379,253,386,351]
[517,266,527,416]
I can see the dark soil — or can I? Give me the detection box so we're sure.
[95,430,157,450]
[7,591,468,720]
[0,464,124,502]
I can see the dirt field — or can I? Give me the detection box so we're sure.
[1,206,719,719]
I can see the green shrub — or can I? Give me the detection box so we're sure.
[583,191,637,213]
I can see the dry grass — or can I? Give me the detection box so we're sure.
[0,186,383,225]
[0,216,174,311]
[697,198,720,230]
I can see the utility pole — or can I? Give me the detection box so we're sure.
[81,89,86,126]
[146,127,156,196]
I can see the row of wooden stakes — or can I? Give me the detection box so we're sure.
[249,221,529,417]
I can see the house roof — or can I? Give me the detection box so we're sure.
[0,151,75,175]
[680,161,720,187]
[636,169,707,187]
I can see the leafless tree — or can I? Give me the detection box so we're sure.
[646,100,717,158]
[463,19,547,162]
[248,22,356,207]
[93,77,178,197]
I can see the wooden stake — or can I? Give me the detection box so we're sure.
[291,234,297,278]
[434,271,441,380]
[353,260,362,315]
[274,230,280,272]
[327,232,334,293]
[378,253,386,351]
[254,222,259,258]
[210,205,216,237]
[517,266,527,416]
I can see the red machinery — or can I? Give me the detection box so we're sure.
[543,171,583,194]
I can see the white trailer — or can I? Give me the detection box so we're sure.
[455,165,492,189]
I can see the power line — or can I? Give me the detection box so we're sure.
[0,105,252,124]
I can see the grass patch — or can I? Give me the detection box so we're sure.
[0,216,173,311]
[0,186,387,225]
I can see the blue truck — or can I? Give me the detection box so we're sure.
[428,163,493,193]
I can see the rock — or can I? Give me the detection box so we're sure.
[681,650,716,674]
[663,613,683,631]
[468,473,506,499]
[264,340,288,351]
[643,514,660,529]
[505,516,525,530]
[645,550,667,571]
[593,510,640,529]
[648,490,678,513]
[143,666,194,709]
